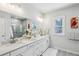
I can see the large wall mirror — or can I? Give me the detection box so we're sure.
[11,16,26,39]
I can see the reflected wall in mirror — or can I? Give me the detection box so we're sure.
[11,17,26,38]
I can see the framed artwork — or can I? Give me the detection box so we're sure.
[70,16,78,29]
[53,16,65,35]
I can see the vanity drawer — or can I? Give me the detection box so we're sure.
[10,46,27,56]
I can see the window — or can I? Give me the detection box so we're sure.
[55,17,62,33]
[54,16,65,35]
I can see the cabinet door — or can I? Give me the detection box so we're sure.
[40,37,49,54]
[23,44,35,56]
[34,42,41,56]
[22,41,39,56]
[26,40,42,56]
[34,38,49,56]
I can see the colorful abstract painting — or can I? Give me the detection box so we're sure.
[71,16,78,29]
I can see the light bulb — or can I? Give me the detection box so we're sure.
[37,16,43,22]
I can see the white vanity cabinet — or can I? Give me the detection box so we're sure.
[2,36,49,56]
[22,40,42,56]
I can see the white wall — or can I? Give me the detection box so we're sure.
[0,11,12,44]
[46,4,79,54]
[19,4,41,21]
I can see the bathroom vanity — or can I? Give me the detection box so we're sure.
[0,35,49,56]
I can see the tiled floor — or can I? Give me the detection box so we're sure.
[56,50,79,56]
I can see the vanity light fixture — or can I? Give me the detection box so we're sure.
[0,3,24,16]
[36,16,43,23]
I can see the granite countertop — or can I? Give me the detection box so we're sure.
[0,35,47,55]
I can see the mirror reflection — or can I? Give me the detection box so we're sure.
[11,17,26,39]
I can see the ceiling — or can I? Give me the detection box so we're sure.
[28,3,74,13]
[13,3,75,14]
